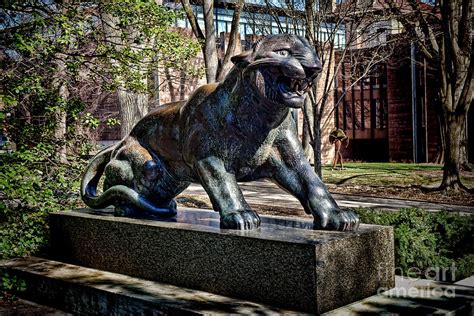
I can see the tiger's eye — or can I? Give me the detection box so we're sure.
[275,50,289,57]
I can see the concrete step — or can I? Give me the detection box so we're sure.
[1,256,303,315]
[324,276,474,315]
[3,257,473,315]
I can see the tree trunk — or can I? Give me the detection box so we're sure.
[203,0,219,83]
[432,112,446,164]
[179,70,186,101]
[101,12,150,138]
[164,67,176,102]
[312,95,323,179]
[302,96,315,162]
[439,113,465,191]
[382,0,472,191]
[459,124,471,171]
[150,62,161,109]
[118,89,148,138]
[181,0,241,83]
[216,0,244,81]
[53,54,68,163]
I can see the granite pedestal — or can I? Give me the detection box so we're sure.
[49,208,395,313]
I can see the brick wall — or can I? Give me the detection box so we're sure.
[386,55,441,162]
[319,47,336,165]
[95,28,206,141]
[296,46,335,165]
[331,45,443,162]
[386,59,414,161]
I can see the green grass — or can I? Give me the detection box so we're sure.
[321,162,474,187]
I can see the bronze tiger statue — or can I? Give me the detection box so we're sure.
[81,34,359,231]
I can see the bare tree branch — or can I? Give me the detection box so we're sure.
[217,0,244,81]
[180,0,205,40]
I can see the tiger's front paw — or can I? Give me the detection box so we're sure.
[313,208,359,231]
[220,209,261,230]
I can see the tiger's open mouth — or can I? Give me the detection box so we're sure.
[278,76,312,97]
[247,59,320,107]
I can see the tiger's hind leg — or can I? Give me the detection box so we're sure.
[103,138,186,217]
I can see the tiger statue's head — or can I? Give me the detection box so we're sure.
[231,34,322,109]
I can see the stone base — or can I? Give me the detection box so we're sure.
[49,208,395,313]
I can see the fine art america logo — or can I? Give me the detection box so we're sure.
[377,264,458,298]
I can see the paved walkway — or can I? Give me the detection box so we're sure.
[181,180,474,214]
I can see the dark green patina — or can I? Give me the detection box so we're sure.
[81,34,359,231]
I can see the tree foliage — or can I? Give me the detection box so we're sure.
[1,0,200,150]
[0,0,200,260]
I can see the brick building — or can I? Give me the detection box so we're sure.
[331,0,473,163]
[334,40,474,163]
[334,45,444,163]
[96,0,472,164]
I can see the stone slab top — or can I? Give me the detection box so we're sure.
[54,208,391,246]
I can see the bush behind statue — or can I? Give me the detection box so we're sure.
[356,207,473,281]
[0,146,85,259]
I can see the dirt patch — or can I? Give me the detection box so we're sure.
[176,195,211,209]
[251,204,311,218]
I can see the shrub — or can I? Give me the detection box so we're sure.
[356,208,474,281]
[0,146,85,259]
[0,271,26,302]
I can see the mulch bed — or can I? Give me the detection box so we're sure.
[328,184,474,207]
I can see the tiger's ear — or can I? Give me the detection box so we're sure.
[231,50,252,65]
